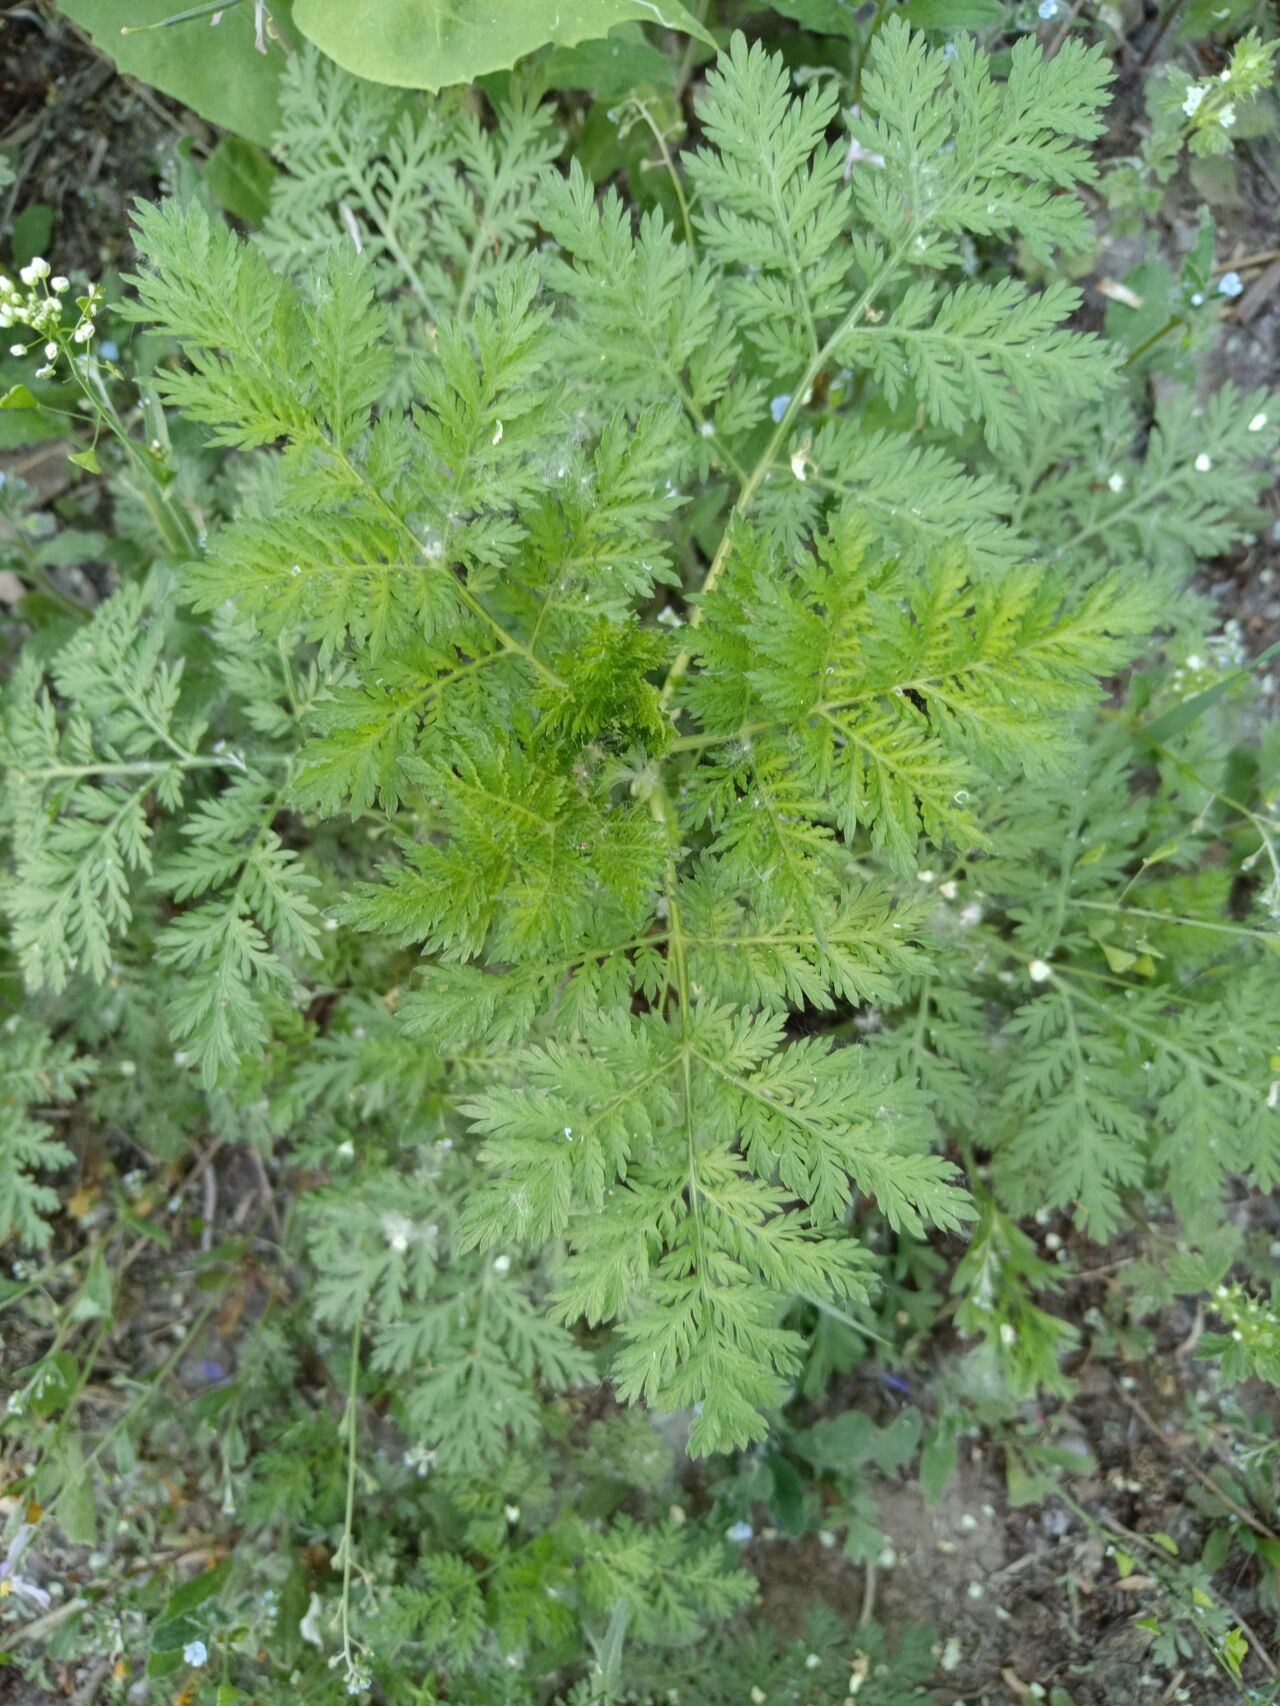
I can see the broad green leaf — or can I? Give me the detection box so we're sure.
[53,0,295,146]
[898,0,1005,27]
[1144,639,1280,743]
[541,32,675,96]
[54,1440,98,1545]
[204,136,277,224]
[151,1612,205,1653]
[290,0,713,91]
[920,1420,959,1506]
[10,204,54,270]
[767,0,859,35]
[162,1558,231,1620]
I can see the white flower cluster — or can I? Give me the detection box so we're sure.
[0,259,102,380]
[1179,31,1278,133]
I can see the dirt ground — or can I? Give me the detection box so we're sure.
[751,1350,1280,1703]
[2,4,1279,1704]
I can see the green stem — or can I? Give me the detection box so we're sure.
[1122,313,1183,369]
[338,1316,364,1685]
[632,98,695,250]
[332,449,566,692]
[1069,897,1277,945]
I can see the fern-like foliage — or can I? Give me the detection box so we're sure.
[0,1017,88,1249]
[306,1167,594,1471]
[1019,383,1279,592]
[4,21,1276,1455]
[3,585,199,991]
[1,578,316,1084]
[260,46,560,390]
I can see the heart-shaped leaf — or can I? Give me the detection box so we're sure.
[291,0,713,90]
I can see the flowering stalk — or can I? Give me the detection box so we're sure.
[1,260,198,562]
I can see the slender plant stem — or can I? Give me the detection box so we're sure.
[338,1317,364,1685]
[1122,313,1183,368]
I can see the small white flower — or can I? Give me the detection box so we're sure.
[750,1689,767,1704]
[19,258,49,285]
[0,1525,51,1610]
[299,1590,324,1650]
[999,1322,1018,1346]
[959,903,984,927]
[73,321,95,344]
[42,341,57,359]
[1248,412,1268,433]
[492,1254,511,1275]
[8,343,25,357]
[1186,654,1204,672]
[1028,958,1053,983]
[939,879,958,900]
[726,1521,754,1544]
[382,1211,412,1253]
[699,420,714,438]
[1038,0,1058,17]
[491,419,503,446]
[1181,83,1207,117]
[1218,271,1243,298]
[34,364,54,380]
[1107,472,1125,493]
[1218,103,1236,129]
[51,276,69,293]
[183,1640,208,1667]
[504,1503,521,1524]
[1190,291,1205,306]
[805,1653,821,1670]
[1194,452,1212,472]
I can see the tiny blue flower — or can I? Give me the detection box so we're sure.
[726,1521,754,1544]
[1038,0,1058,16]
[99,339,119,361]
[183,1639,208,1667]
[769,395,791,424]
[1218,272,1244,298]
